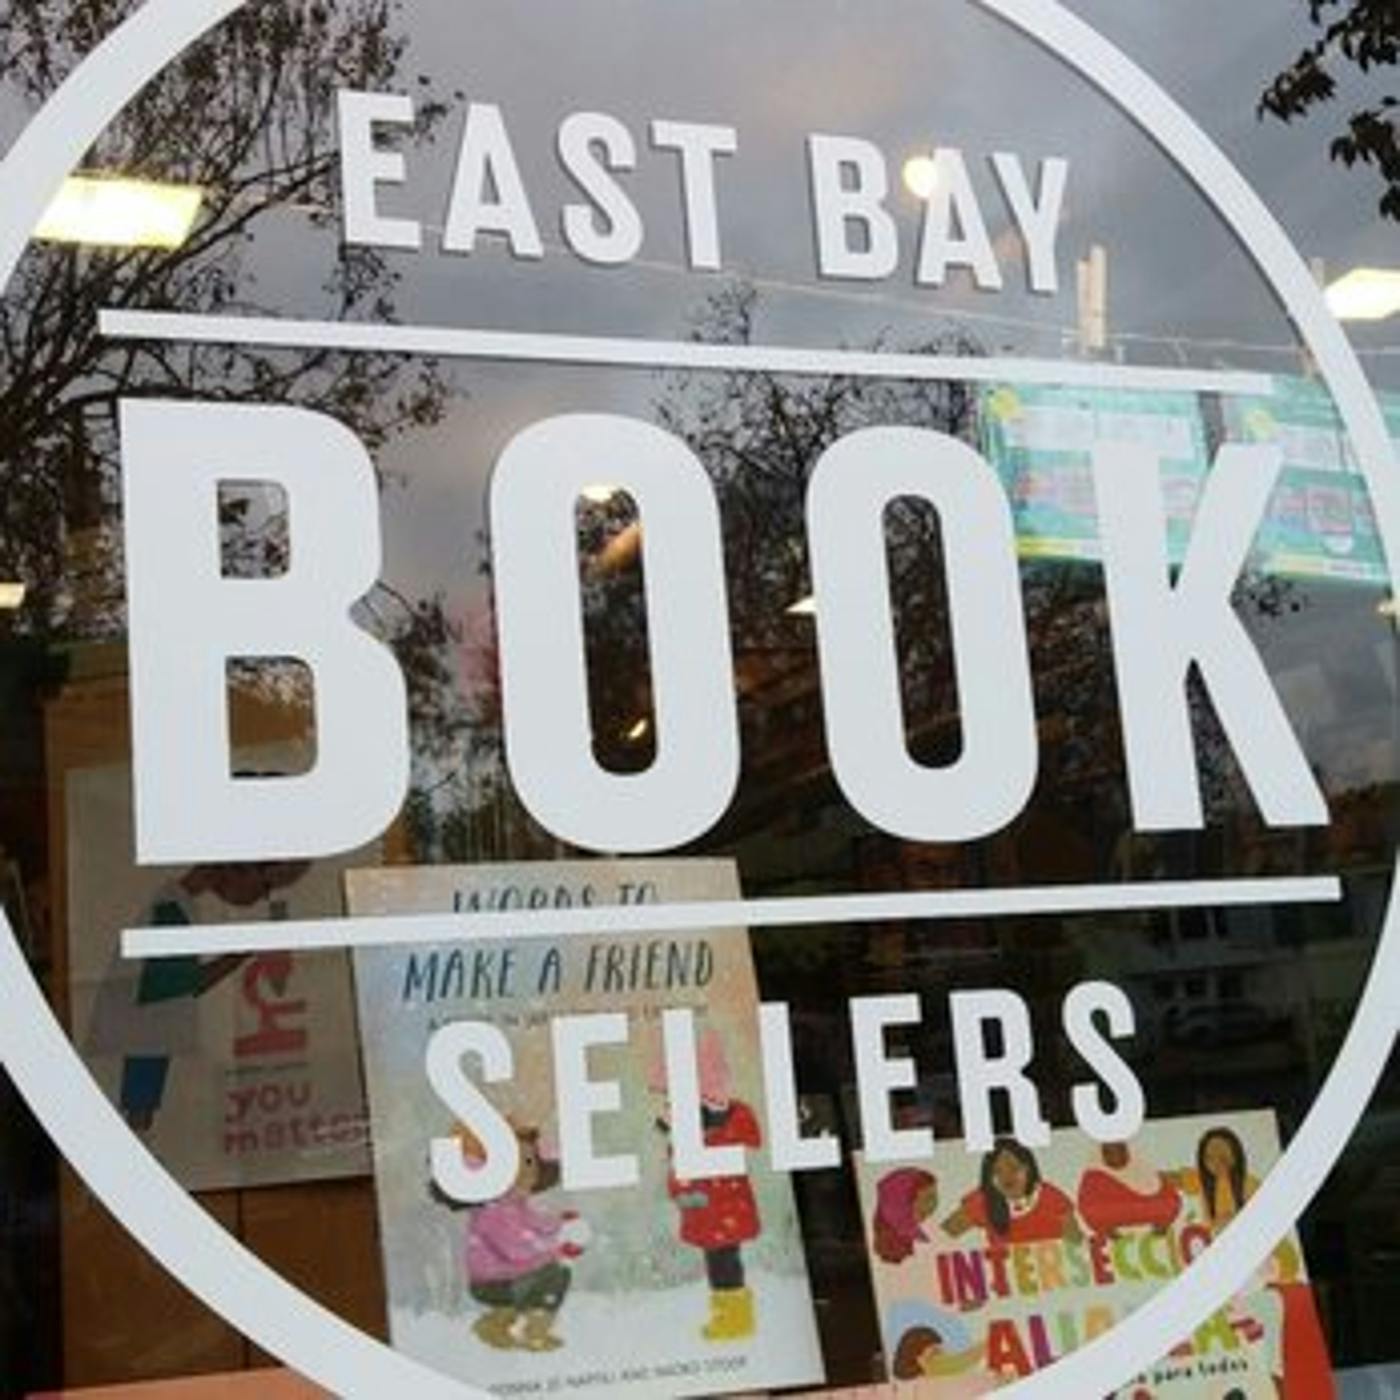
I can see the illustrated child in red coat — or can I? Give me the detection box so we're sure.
[658,1027,763,1343]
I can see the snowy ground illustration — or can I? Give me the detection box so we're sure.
[392,1268,825,1398]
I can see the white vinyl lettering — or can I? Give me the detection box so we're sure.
[551,1012,638,1191]
[649,119,738,271]
[662,1008,745,1179]
[558,111,644,266]
[490,413,739,852]
[120,400,409,864]
[851,994,935,1164]
[425,1021,519,1203]
[1063,981,1146,1142]
[915,147,1004,290]
[950,989,1051,1152]
[336,89,422,250]
[806,426,1038,841]
[442,101,543,258]
[991,152,1069,294]
[1093,442,1329,829]
[760,1002,841,1172]
[807,134,899,280]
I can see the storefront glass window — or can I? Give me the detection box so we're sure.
[1,2,1398,1396]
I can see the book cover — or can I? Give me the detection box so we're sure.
[348,858,825,1398]
[854,1110,1332,1397]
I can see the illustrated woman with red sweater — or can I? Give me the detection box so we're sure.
[942,1138,1081,1245]
[1076,1141,1182,1236]
[660,1027,763,1343]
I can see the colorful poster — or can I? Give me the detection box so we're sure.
[854,1111,1332,1397]
[1225,376,1354,475]
[1220,377,1386,585]
[979,383,1211,564]
[65,756,371,1191]
[348,859,824,1399]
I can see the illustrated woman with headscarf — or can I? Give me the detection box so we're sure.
[872,1166,940,1265]
[942,1139,1081,1245]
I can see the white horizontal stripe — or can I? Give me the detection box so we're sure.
[99,309,1274,395]
[123,875,1340,958]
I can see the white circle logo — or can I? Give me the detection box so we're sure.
[0,2,1396,1396]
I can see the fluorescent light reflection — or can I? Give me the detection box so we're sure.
[35,175,203,250]
[1325,267,1400,323]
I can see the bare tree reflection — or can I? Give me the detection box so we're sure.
[0,0,452,635]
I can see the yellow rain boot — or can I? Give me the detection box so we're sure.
[701,1289,731,1341]
[702,1287,755,1341]
[472,1308,520,1350]
[521,1309,564,1352]
[727,1286,755,1339]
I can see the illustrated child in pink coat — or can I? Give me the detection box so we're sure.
[435,1124,589,1352]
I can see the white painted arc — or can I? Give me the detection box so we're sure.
[972,0,1400,1394]
[0,2,489,1394]
[0,2,1393,1399]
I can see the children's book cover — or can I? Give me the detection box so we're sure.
[854,1110,1332,1397]
[348,859,825,1399]
[65,753,371,1191]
